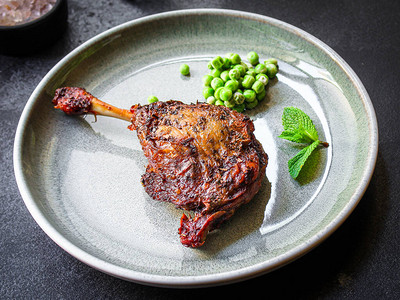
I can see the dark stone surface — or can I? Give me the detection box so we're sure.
[1,0,399,298]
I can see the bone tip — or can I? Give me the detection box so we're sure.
[52,87,93,115]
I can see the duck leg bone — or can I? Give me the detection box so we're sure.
[52,87,133,122]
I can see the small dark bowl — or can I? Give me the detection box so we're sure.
[0,0,68,55]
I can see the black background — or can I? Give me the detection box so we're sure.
[1,0,399,298]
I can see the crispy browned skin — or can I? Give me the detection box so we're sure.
[52,87,268,248]
[129,101,267,247]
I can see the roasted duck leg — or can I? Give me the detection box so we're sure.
[53,87,268,248]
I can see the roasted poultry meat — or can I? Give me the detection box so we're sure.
[52,87,268,247]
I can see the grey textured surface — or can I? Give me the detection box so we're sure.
[1,0,399,298]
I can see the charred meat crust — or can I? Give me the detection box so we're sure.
[130,100,268,247]
[52,87,93,115]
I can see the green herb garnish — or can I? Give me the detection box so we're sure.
[279,107,329,179]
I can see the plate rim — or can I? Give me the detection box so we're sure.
[13,8,378,288]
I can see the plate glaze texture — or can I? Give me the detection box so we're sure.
[14,9,378,287]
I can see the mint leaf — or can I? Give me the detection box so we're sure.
[278,107,319,144]
[288,140,321,179]
[278,107,329,180]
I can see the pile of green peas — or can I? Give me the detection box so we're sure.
[202,52,278,112]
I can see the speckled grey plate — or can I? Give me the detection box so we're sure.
[14,9,378,287]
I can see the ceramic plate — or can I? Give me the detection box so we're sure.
[14,9,378,287]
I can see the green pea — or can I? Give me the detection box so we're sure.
[224,99,236,108]
[266,63,278,78]
[233,103,245,113]
[203,87,214,99]
[246,68,256,77]
[247,51,259,66]
[202,74,213,86]
[148,95,159,104]
[202,53,278,108]
[207,96,216,105]
[264,58,278,66]
[256,89,266,101]
[222,57,231,69]
[220,88,233,102]
[252,80,265,94]
[245,99,259,109]
[233,92,245,104]
[214,87,224,100]
[229,53,241,65]
[220,70,230,82]
[211,77,224,90]
[209,68,221,78]
[256,73,269,85]
[229,68,241,80]
[211,56,224,69]
[180,64,190,76]
[255,63,267,74]
[240,61,249,72]
[242,75,255,89]
[238,77,243,88]
[225,79,239,92]
[233,64,246,76]
[243,89,256,102]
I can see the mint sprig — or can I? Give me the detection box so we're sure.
[278,107,329,179]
